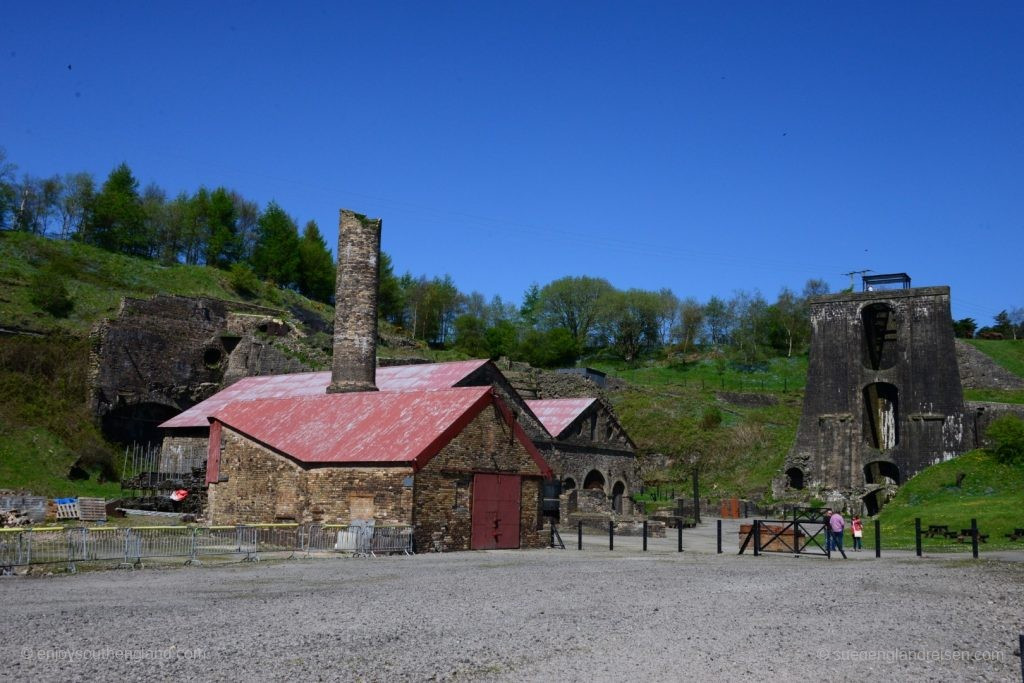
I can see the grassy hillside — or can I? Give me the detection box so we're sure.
[590,356,807,500]
[963,339,1024,404]
[0,231,333,335]
[876,450,1024,551]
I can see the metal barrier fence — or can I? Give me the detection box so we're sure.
[0,523,414,573]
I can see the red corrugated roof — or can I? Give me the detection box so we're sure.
[524,398,596,438]
[206,386,552,480]
[161,359,490,429]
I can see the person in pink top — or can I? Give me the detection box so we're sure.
[851,516,864,551]
[828,509,846,552]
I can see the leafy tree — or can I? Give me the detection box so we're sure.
[251,202,300,287]
[538,276,614,347]
[57,172,95,240]
[485,320,519,359]
[378,251,405,325]
[953,318,978,339]
[0,147,17,231]
[993,310,1014,339]
[205,187,242,268]
[519,282,541,328]
[597,289,671,361]
[985,415,1024,465]
[730,290,769,364]
[517,328,579,368]
[674,297,704,352]
[802,278,830,299]
[1009,308,1024,340]
[81,163,148,256]
[702,296,734,347]
[452,314,489,356]
[233,193,261,262]
[14,174,62,235]
[296,220,334,303]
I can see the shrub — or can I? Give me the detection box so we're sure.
[985,415,1024,465]
[28,268,74,317]
[228,263,261,298]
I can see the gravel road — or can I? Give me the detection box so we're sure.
[2,543,1022,682]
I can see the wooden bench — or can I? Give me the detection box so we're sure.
[925,524,949,538]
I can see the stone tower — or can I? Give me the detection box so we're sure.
[327,209,382,394]
[785,275,972,513]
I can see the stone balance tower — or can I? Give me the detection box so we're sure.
[784,274,972,513]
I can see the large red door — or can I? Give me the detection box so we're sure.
[471,474,521,549]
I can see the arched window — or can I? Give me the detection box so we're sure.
[611,481,626,513]
[785,467,804,490]
[583,470,606,491]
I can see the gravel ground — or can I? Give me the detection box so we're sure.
[2,541,1022,682]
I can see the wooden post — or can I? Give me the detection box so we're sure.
[915,518,922,557]
[577,521,582,551]
[971,518,979,559]
[874,519,881,558]
[716,519,722,554]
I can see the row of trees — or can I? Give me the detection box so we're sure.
[0,151,336,303]
[954,311,1024,340]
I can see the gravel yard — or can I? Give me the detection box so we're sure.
[2,544,1022,682]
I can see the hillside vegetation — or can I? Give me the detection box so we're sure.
[876,450,1024,551]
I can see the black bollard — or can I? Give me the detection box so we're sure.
[643,520,648,551]
[971,518,979,559]
[874,519,881,558]
[609,520,614,551]
[915,518,922,557]
[753,520,761,556]
[578,521,583,551]
[677,519,683,553]
[716,519,722,554]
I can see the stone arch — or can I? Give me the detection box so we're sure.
[861,303,898,371]
[785,467,805,490]
[863,382,899,450]
[611,480,626,513]
[864,460,901,486]
[563,477,577,491]
[583,469,606,491]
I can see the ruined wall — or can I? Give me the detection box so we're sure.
[414,404,547,552]
[90,295,322,444]
[956,340,1024,390]
[207,428,413,525]
[786,286,972,501]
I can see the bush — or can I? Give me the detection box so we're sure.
[228,263,261,298]
[985,415,1024,465]
[28,268,74,317]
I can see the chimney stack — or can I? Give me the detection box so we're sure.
[327,209,381,394]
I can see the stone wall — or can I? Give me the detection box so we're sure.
[955,340,1024,390]
[414,403,547,552]
[966,402,1024,448]
[208,428,413,525]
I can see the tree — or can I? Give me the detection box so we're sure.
[485,320,519,359]
[14,174,61,235]
[251,202,300,287]
[538,276,614,347]
[702,296,734,347]
[993,310,1014,339]
[953,318,978,339]
[0,147,17,231]
[296,220,334,303]
[82,163,148,256]
[519,282,541,328]
[1009,308,1024,340]
[517,328,579,368]
[597,289,671,361]
[378,251,405,325]
[57,172,94,240]
[985,415,1024,465]
[205,187,242,268]
[452,314,489,357]
[674,297,704,352]
[730,290,769,364]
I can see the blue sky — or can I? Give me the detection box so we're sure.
[2,2,1021,323]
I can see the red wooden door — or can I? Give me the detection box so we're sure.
[471,474,521,550]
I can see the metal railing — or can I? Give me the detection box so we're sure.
[0,523,414,573]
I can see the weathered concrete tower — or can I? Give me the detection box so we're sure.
[785,274,972,513]
[327,209,381,394]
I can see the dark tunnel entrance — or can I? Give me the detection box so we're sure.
[101,402,181,447]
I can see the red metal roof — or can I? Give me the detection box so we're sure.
[205,386,552,481]
[524,398,596,438]
[161,359,490,429]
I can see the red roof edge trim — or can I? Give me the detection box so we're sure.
[206,420,222,485]
[410,390,493,472]
[492,390,553,479]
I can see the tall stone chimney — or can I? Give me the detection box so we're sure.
[327,209,381,394]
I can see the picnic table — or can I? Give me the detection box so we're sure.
[924,524,949,538]
[957,528,989,544]
[1004,528,1024,541]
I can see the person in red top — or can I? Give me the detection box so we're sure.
[851,515,864,551]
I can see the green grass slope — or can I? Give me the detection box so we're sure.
[877,450,1024,551]
[963,339,1024,404]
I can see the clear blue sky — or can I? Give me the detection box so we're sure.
[3,2,1021,323]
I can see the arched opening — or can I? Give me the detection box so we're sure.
[611,481,626,513]
[583,470,606,491]
[785,467,805,490]
[863,383,899,450]
[861,303,898,370]
[864,460,901,486]
[563,477,577,491]
[100,402,181,447]
[203,347,223,368]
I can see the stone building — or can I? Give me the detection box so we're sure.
[206,386,551,551]
[784,274,972,513]
[526,398,639,518]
